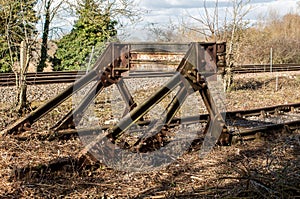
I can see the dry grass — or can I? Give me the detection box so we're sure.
[0,72,299,198]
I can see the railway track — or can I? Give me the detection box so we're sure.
[10,101,300,167]
[0,71,85,86]
[48,102,300,146]
[0,71,176,86]
[10,100,300,179]
[233,63,300,73]
[0,63,300,87]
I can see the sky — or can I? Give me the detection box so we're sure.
[122,0,299,41]
[136,0,299,24]
[43,0,299,41]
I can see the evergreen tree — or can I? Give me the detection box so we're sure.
[53,0,117,71]
[0,0,38,72]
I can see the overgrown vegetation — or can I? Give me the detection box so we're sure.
[239,13,300,65]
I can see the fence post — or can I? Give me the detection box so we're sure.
[270,47,273,73]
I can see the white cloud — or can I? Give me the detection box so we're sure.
[123,0,299,41]
[137,0,298,22]
[139,0,277,9]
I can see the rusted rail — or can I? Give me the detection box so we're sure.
[0,71,177,86]
[0,71,83,86]
[13,102,300,146]
[233,63,300,73]
[0,62,299,87]
[54,102,300,137]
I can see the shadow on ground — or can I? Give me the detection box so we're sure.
[3,129,300,198]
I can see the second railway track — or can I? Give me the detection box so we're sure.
[1,63,300,87]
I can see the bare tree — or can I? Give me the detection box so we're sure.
[186,0,252,91]
[186,0,221,41]
[146,19,192,42]
[7,1,39,113]
[37,0,65,72]
[225,0,251,91]
[238,12,300,65]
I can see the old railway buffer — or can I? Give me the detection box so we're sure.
[1,42,229,170]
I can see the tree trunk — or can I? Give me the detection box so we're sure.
[17,81,27,114]
[224,13,237,92]
[16,41,28,114]
[224,63,233,92]
[37,1,51,72]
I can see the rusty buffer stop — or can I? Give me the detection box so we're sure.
[1,42,228,156]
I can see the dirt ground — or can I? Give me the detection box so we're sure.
[0,72,299,198]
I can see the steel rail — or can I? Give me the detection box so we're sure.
[1,63,300,87]
[233,64,300,73]
[55,102,300,140]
